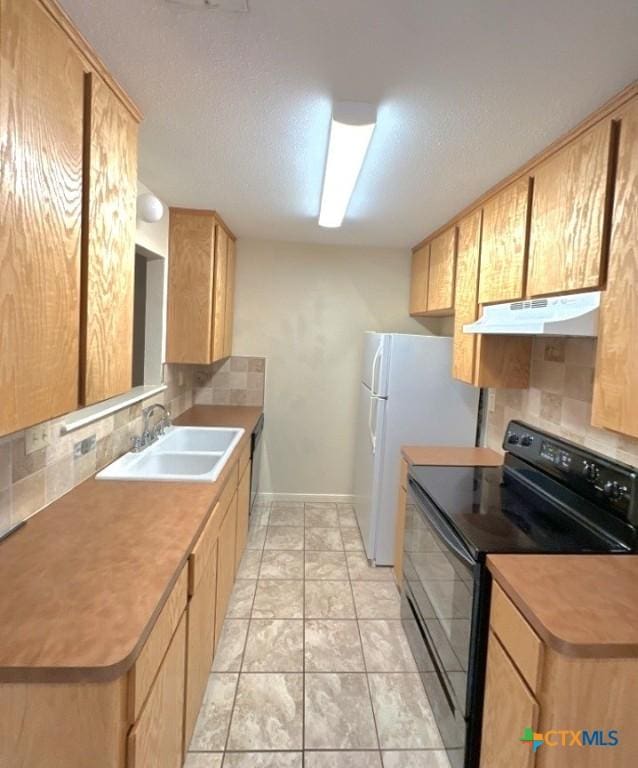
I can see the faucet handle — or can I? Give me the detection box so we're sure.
[131,435,144,452]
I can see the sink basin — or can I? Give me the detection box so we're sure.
[96,426,245,483]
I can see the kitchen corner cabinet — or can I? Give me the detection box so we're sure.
[478,177,531,305]
[0,0,84,435]
[527,120,616,298]
[166,209,236,365]
[409,227,456,316]
[81,73,139,406]
[592,98,638,438]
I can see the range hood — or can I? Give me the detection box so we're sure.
[463,291,600,336]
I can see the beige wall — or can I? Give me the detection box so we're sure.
[232,238,445,498]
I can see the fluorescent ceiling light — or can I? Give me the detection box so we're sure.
[318,102,377,228]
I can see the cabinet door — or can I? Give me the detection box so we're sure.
[0,0,84,435]
[211,224,228,362]
[223,237,236,359]
[215,491,238,643]
[480,631,538,768]
[128,613,186,768]
[81,74,138,405]
[393,461,408,589]
[427,228,456,314]
[527,120,615,297]
[592,101,638,438]
[166,210,215,364]
[453,211,482,383]
[184,543,218,753]
[478,178,530,304]
[409,244,429,315]
[235,462,251,571]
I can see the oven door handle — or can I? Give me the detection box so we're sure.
[409,478,474,568]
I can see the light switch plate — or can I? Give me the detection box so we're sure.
[178,370,184,387]
[25,424,49,454]
[488,391,496,413]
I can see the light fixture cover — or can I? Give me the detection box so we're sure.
[318,101,377,228]
[136,193,165,223]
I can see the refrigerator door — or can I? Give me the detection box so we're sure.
[353,381,387,559]
[362,332,390,397]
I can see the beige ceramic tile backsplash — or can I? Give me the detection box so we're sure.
[193,356,266,407]
[486,337,638,467]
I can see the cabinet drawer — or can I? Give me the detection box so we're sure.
[238,440,251,482]
[128,566,188,721]
[490,582,543,694]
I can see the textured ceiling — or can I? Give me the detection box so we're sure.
[60,0,638,248]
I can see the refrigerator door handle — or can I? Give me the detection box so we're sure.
[368,395,377,454]
[370,343,383,397]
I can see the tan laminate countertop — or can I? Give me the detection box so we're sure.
[488,554,638,658]
[0,405,262,684]
[401,445,503,467]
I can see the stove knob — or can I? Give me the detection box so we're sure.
[507,432,520,445]
[603,481,628,501]
[583,461,600,482]
[520,434,534,447]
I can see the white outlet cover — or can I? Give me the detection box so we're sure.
[25,425,49,454]
[487,391,496,414]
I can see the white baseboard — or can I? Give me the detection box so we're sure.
[256,492,354,505]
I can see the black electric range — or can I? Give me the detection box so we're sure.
[400,420,637,768]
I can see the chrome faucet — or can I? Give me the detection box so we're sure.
[132,404,172,452]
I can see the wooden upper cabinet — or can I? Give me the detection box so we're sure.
[81,74,139,406]
[592,100,638,438]
[409,244,429,315]
[427,227,457,314]
[527,119,616,298]
[166,210,236,365]
[0,0,84,435]
[478,178,531,305]
[453,211,482,383]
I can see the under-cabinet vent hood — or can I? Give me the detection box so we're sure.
[463,291,601,337]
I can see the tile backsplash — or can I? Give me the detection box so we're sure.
[485,337,638,467]
[0,356,266,535]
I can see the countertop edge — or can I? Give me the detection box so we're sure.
[401,445,503,467]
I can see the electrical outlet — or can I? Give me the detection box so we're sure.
[74,435,96,458]
[488,391,496,414]
[25,424,49,454]
[178,370,184,387]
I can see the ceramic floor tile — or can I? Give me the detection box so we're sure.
[271,501,304,512]
[305,752,383,768]
[247,526,267,550]
[212,619,249,672]
[305,550,348,580]
[305,580,356,619]
[305,527,344,551]
[189,673,238,750]
[305,619,365,672]
[183,754,223,768]
[338,511,359,528]
[264,526,305,550]
[347,551,394,581]
[382,751,451,768]
[341,528,365,551]
[226,580,257,619]
[304,672,378,749]
[242,619,304,672]
[236,549,262,579]
[223,754,302,768]
[227,673,303,750]
[259,550,304,579]
[358,620,418,672]
[252,579,304,619]
[368,673,443,749]
[250,506,271,526]
[337,502,356,513]
[269,508,305,527]
[304,503,339,527]
[352,582,402,619]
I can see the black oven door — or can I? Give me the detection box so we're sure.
[401,477,478,768]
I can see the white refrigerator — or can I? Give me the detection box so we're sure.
[353,332,480,565]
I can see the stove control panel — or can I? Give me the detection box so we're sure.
[503,420,637,526]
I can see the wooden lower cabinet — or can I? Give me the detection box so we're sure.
[215,490,238,643]
[128,614,186,768]
[235,460,251,572]
[393,458,409,589]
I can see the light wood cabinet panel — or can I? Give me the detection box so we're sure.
[184,543,217,753]
[0,0,84,435]
[223,236,236,359]
[166,210,215,364]
[592,100,638,438]
[235,461,251,572]
[128,614,186,768]
[480,631,538,768]
[479,178,531,304]
[427,228,457,314]
[474,336,532,389]
[81,74,138,405]
[212,225,228,362]
[215,491,238,644]
[527,120,615,298]
[393,460,408,589]
[409,244,429,315]
[453,211,482,383]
